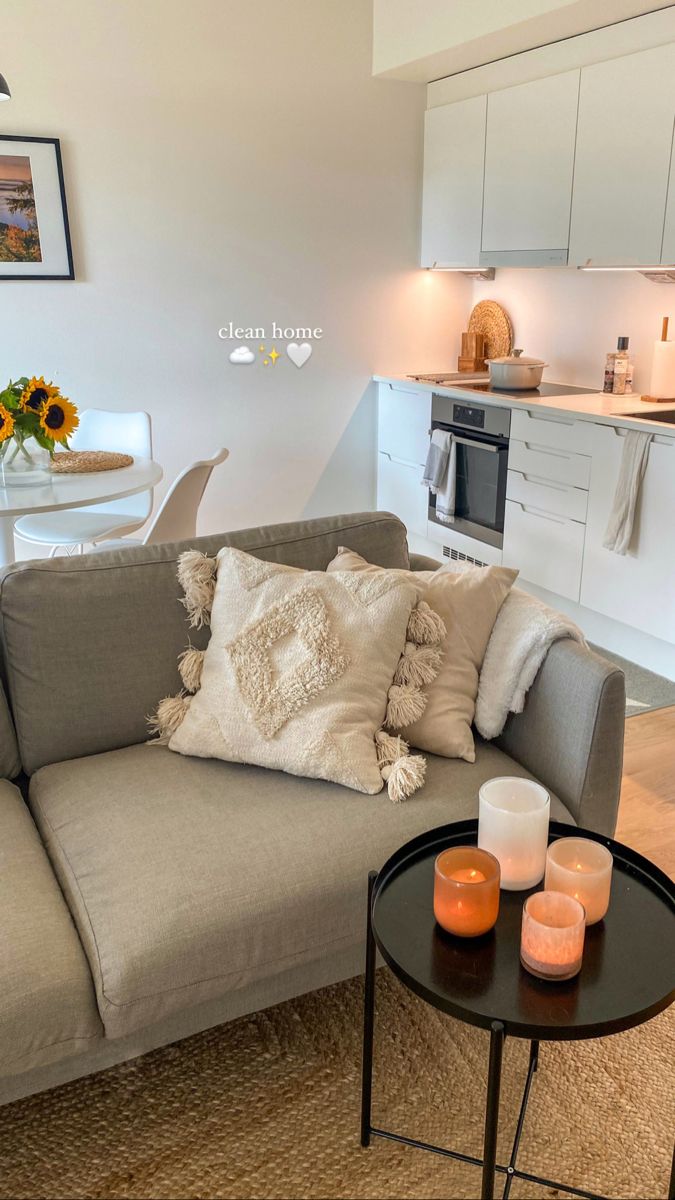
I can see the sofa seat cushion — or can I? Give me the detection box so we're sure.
[29,744,574,1040]
[0,779,102,1075]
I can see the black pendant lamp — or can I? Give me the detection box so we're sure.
[0,74,11,101]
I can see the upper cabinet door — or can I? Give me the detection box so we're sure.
[420,95,487,268]
[480,71,580,263]
[660,122,675,264]
[569,44,675,267]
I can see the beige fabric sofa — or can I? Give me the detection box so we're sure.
[0,512,625,1106]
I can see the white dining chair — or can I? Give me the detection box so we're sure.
[90,448,229,551]
[14,410,153,555]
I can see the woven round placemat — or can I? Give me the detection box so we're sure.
[50,450,134,474]
[0,971,671,1199]
[468,300,514,359]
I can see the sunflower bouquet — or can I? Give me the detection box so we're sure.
[0,376,79,468]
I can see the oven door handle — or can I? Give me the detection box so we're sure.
[453,435,499,453]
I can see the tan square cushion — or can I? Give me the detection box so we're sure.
[167,547,420,794]
[29,743,573,1039]
[327,549,517,763]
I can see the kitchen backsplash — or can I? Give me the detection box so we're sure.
[470,268,673,394]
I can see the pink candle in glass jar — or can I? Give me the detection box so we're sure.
[545,837,613,925]
[520,891,586,981]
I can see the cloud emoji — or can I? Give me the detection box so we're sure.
[229,345,255,365]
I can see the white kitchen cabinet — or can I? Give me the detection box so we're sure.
[421,96,487,268]
[503,499,585,602]
[377,383,430,466]
[661,123,675,264]
[580,423,675,642]
[508,440,591,490]
[376,382,430,538]
[506,470,588,523]
[377,452,428,538]
[480,71,579,263]
[569,43,675,266]
[509,409,590,455]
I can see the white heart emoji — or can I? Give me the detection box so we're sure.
[286,342,312,368]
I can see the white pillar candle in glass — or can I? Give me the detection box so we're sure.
[520,891,586,981]
[478,777,550,890]
[545,837,613,925]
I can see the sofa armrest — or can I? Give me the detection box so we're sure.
[495,640,625,836]
[409,553,442,571]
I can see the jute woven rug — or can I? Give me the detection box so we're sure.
[0,972,672,1200]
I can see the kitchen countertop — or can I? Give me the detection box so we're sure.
[373,374,675,435]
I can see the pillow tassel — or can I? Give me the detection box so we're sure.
[394,642,444,688]
[407,600,447,647]
[147,692,191,744]
[178,646,205,693]
[380,754,427,803]
[375,728,409,767]
[386,683,427,729]
[177,550,217,628]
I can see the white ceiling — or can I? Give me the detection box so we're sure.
[372,0,675,81]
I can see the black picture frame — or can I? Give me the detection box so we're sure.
[0,135,74,280]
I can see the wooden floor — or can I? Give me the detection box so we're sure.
[617,704,675,877]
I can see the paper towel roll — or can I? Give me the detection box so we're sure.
[650,339,675,399]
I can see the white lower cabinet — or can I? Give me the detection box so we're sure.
[507,470,588,523]
[580,424,675,643]
[378,384,430,467]
[377,452,428,539]
[508,440,591,489]
[503,499,585,602]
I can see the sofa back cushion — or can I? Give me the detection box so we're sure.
[0,512,409,775]
[0,682,20,780]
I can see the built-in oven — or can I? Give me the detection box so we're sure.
[428,394,510,549]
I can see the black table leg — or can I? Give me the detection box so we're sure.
[481,1020,505,1200]
[361,870,377,1149]
[668,1139,675,1200]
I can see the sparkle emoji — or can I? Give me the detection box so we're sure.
[259,344,280,367]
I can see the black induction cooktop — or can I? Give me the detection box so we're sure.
[464,382,599,398]
[407,374,598,398]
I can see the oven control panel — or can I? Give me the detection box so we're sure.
[453,404,485,429]
[431,393,511,438]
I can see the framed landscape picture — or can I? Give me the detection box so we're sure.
[0,135,74,279]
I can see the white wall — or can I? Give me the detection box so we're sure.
[471,270,674,394]
[1,0,467,542]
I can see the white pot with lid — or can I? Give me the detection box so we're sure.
[487,349,548,391]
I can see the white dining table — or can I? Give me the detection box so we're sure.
[0,457,163,566]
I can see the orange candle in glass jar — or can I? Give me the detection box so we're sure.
[434,847,500,937]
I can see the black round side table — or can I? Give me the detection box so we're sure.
[360,819,675,1200]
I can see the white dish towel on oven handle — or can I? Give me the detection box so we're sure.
[422,429,456,524]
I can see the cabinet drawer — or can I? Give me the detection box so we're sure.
[506,469,588,522]
[377,452,428,538]
[503,499,585,602]
[378,384,431,467]
[509,439,591,489]
[510,409,590,454]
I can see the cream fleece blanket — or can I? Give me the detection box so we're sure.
[475,588,585,739]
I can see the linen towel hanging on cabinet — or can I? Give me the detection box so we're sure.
[603,429,653,556]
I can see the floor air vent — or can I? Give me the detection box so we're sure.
[442,546,489,568]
